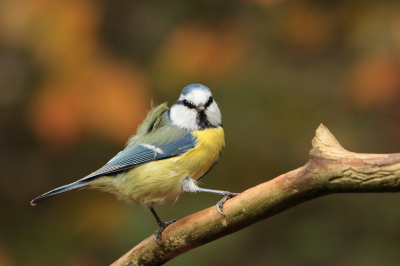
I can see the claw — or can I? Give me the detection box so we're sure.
[216,192,240,216]
[154,219,176,246]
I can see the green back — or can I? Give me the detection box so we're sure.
[127,102,189,147]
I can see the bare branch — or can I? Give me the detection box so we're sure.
[111,124,400,266]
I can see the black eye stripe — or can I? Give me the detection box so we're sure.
[204,96,213,108]
[177,96,213,109]
[183,99,196,109]
[178,99,196,109]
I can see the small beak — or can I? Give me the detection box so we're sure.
[197,103,205,111]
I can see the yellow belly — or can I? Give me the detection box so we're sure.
[109,126,225,206]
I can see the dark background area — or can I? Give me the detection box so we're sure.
[1,0,400,265]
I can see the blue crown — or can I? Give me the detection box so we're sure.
[181,84,210,95]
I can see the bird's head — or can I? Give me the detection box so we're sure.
[168,84,222,130]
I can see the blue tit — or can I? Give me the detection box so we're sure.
[31,84,239,245]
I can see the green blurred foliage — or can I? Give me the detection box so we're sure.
[1,0,400,265]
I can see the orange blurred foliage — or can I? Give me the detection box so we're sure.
[29,61,150,148]
[247,0,286,6]
[0,244,14,266]
[70,196,129,240]
[0,0,101,66]
[280,1,338,53]
[29,82,84,147]
[66,256,101,266]
[0,0,152,148]
[152,21,247,90]
[346,51,400,109]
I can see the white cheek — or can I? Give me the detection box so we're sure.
[205,102,222,126]
[169,105,199,130]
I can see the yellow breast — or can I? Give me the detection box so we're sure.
[110,126,225,206]
[179,126,225,180]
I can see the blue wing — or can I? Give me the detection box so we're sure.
[83,133,196,180]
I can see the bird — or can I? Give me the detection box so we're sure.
[31,83,239,245]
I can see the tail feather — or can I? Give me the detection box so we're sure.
[30,181,88,206]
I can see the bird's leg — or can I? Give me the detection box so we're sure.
[150,207,176,246]
[194,188,240,215]
[181,177,240,216]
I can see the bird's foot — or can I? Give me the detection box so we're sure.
[154,219,177,246]
[216,192,240,216]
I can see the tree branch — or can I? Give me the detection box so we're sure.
[111,124,400,266]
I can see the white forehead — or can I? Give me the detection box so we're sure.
[179,88,212,106]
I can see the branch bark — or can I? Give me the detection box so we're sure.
[112,124,400,266]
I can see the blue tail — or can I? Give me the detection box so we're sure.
[30,181,87,206]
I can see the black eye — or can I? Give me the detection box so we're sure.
[204,96,213,108]
[182,99,196,109]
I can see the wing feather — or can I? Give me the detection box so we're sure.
[82,133,196,181]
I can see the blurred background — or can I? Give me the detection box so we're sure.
[1,0,400,265]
